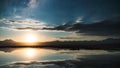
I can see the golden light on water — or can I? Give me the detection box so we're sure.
[12,48,38,59]
[21,48,37,59]
[25,48,36,57]
[12,48,54,60]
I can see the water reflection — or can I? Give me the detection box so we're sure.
[24,48,36,58]
[0,48,73,65]
[9,48,38,60]
[12,48,38,59]
[0,48,120,68]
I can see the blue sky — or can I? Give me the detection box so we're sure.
[0,0,120,42]
[1,0,120,24]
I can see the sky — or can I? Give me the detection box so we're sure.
[0,0,120,42]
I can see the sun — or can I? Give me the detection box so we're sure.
[25,34,37,43]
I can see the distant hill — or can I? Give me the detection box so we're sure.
[0,38,120,50]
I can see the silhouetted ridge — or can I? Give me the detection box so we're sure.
[0,38,120,50]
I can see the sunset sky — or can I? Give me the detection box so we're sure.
[0,0,120,42]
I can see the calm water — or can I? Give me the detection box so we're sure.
[0,48,120,68]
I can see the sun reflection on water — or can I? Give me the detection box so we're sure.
[12,48,52,60]
[25,48,36,58]
[13,48,39,60]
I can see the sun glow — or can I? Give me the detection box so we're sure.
[25,34,37,43]
[25,48,35,57]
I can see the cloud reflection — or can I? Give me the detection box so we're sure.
[0,48,120,68]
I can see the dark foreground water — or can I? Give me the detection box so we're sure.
[0,48,120,68]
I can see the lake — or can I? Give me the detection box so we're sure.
[0,48,120,68]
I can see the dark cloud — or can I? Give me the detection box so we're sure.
[14,27,40,30]
[42,18,120,37]
[59,37,84,39]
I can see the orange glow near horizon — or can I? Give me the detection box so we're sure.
[5,32,53,43]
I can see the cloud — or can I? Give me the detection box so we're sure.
[0,18,45,25]
[28,0,38,8]
[42,19,120,37]
[1,17,120,37]
[0,18,15,24]
[14,16,22,18]
[0,18,46,31]
[59,37,84,39]
[14,27,40,30]
[76,17,83,23]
